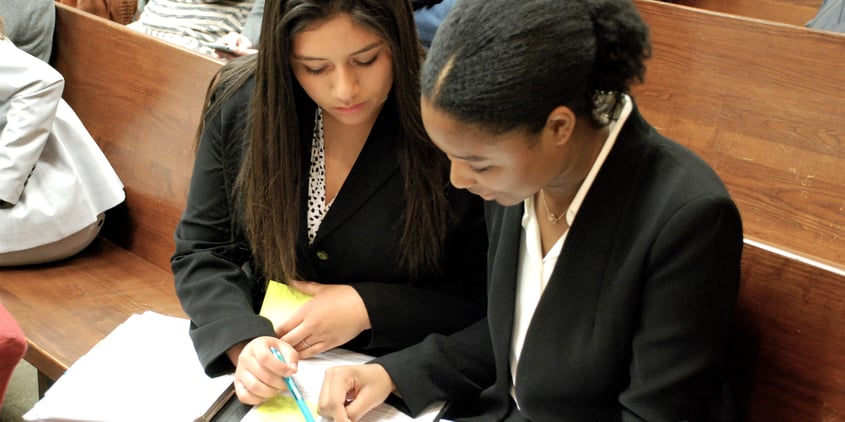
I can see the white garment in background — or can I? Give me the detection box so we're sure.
[128,0,255,56]
[0,37,124,255]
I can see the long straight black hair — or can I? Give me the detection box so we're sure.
[198,0,451,283]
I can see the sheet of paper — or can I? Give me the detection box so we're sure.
[240,349,443,422]
[23,311,234,422]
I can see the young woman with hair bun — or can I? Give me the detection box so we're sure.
[318,0,743,420]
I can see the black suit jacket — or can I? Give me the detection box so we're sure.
[378,106,743,421]
[172,78,488,376]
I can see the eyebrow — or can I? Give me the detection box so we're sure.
[451,154,488,162]
[292,41,384,61]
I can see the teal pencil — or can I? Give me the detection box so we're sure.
[270,347,316,422]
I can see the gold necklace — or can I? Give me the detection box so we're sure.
[540,190,565,224]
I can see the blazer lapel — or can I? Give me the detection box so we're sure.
[311,109,400,243]
[516,107,652,373]
[486,203,526,384]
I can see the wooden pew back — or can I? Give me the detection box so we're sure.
[632,0,845,271]
[732,242,845,420]
[0,4,221,389]
[672,0,820,27]
[632,2,845,419]
[51,3,223,271]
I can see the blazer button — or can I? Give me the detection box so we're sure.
[316,250,329,261]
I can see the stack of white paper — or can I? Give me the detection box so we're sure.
[24,293,445,422]
[23,311,234,422]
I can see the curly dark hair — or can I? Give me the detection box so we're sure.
[422,0,651,133]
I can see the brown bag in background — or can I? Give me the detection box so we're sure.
[57,0,137,25]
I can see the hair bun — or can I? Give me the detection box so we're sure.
[588,0,651,94]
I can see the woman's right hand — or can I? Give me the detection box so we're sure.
[318,364,396,422]
[228,337,300,405]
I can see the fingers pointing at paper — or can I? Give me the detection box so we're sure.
[318,364,396,422]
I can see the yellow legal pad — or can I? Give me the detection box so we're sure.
[248,395,320,422]
[259,280,314,326]
[250,280,318,421]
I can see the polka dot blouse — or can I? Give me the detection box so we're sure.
[307,107,333,244]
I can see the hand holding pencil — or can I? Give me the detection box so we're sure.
[228,337,301,406]
[271,347,316,422]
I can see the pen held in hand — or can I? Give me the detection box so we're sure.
[270,346,316,422]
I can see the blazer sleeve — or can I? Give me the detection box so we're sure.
[0,40,63,205]
[171,83,274,377]
[375,317,497,416]
[620,193,742,419]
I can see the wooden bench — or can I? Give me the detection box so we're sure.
[633,1,845,419]
[0,3,222,395]
[672,0,820,27]
[633,0,845,271]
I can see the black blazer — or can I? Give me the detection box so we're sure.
[172,78,488,377]
[378,106,743,421]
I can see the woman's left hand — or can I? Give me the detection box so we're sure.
[276,280,371,359]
